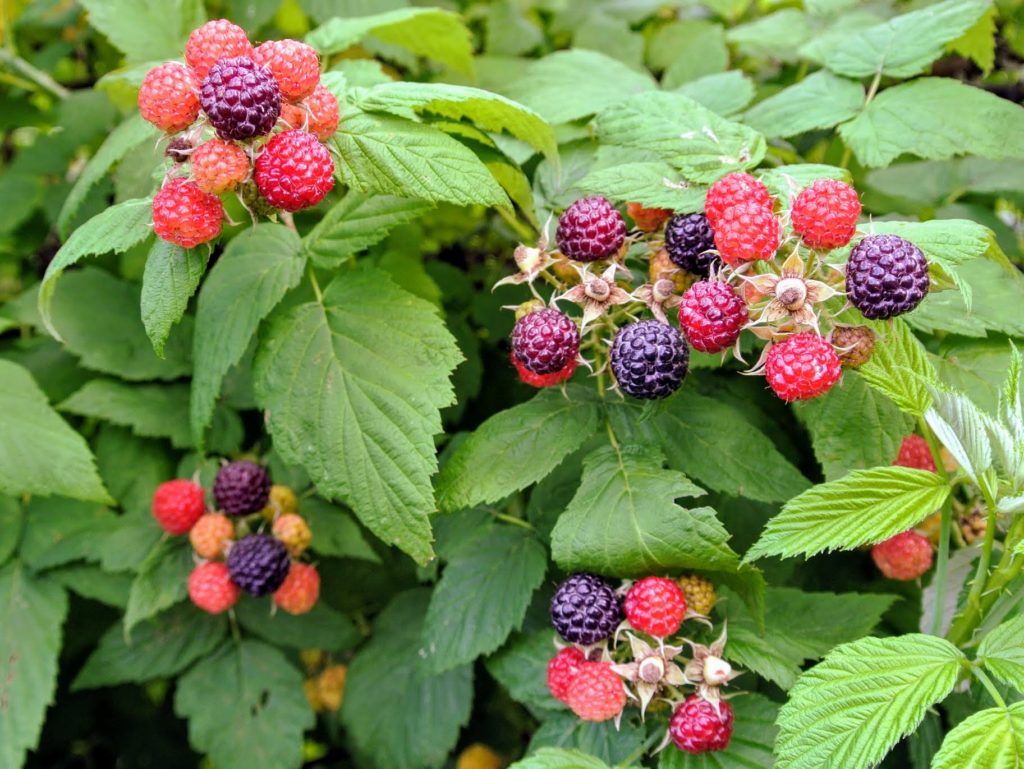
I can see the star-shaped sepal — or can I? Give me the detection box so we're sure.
[632,278,682,325]
[493,216,556,291]
[555,264,633,330]
[742,251,839,332]
[610,634,686,719]
[682,626,742,709]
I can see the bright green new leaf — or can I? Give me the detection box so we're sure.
[124,538,193,634]
[947,6,997,74]
[61,379,192,448]
[675,71,755,117]
[507,748,610,769]
[79,0,205,63]
[658,695,779,769]
[977,615,1024,691]
[141,239,208,357]
[925,384,992,484]
[743,71,864,138]
[859,318,937,416]
[930,703,1024,769]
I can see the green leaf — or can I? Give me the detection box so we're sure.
[930,703,1024,769]
[141,239,208,357]
[820,0,992,78]
[304,192,433,269]
[0,360,111,504]
[913,261,1024,339]
[485,630,562,714]
[574,160,706,212]
[924,384,992,485]
[48,564,132,608]
[437,387,600,512]
[18,496,116,570]
[529,715,646,766]
[655,21,728,89]
[839,78,1024,168]
[95,426,174,517]
[745,467,950,561]
[79,0,205,63]
[60,379,192,448]
[0,562,68,769]
[758,164,851,206]
[342,590,473,769]
[947,6,997,74]
[39,199,153,338]
[675,71,755,117]
[721,587,896,690]
[775,634,965,769]
[175,640,313,769]
[307,7,473,75]
[978,615,1024,691]
[124,538,193,634]
[0,497,22,568]
[658,694,779,769]
[858,318,937,416]
[725,9,811,62]
[743,71,864,139]
[73,603,226,689]
[333,111,509,208]
[508,748,609,769]
[254,270,461,565]
[191,224,305,446]
[422,526,546,673]
[300,497,380,562]
[235,596,360,651]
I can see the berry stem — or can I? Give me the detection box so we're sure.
[918,419,954,637]
[485,507,534,530]
[971,665,1007,710]
[307,263,324,305]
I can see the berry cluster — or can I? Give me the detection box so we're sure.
[545,572,735,756]
[502,175,931,404]
[139,19,339,248]
[151,460,320,615]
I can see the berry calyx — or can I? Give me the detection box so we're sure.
[190,138,250,194]
[152,479,205,535]
[664,213,718,276]
[791,179,861,249]
[712,202,780,266]
[677,574,716,616]
[272,513,312,556]
[152,178,224,248]
[280,83,340,140]
[624,576,688,637]
[185,19,254,80]
[512,354,577,388]
[556,196,627,262]
[189,512,235,559]
[764,332,842,402]
[669,695,734,754]
[214,460,271,516]
[165,137,193,163]
[565,661,626,722]
[832,325,875,369]
[254,130,335,211]
[510,308,580,375]
[550,573,623,645]
[200,56,281,141]
[679,280,748,354]
[252,39,320,101]
[547,646,586,703]
[273,562,320,614]
[227,533,291,596]
[627,202,672,232]
[846,234,929,319]
[893,434,937,473]
[610,320,689,400]
[188,561,241,614]
[872,531,933,581]
[138,63,199,133]
[704,172,771,226]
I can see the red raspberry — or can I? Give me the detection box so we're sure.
[511,308,580,375]
[281,83,340,140]
[669,695,734,754]
[556,196,627,262]
[253,39,320,101]
[185,19,254,80]
[189,513,234,559]
[138,63,199,133]
[152,178,223,248]
[627,202,672,232]
[679,281,748,353]
[764,332,842,402]
[151,479,205,535]
[272,513,312,556]
[872,531,933,580]
[624,576,687,637]
[704,172,771,226]
[188,562,241,614]
[565,662,626,722]
[712,202,780,266]
[254,130,335,211]
[791,179,861,250]
[893,434,937,472]
[512,354,577,388]
[190,139,250,194]
[547,647,586,703]
[273,562,320,614]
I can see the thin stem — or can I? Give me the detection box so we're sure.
[0,49,70,98]
[488,510,534,530]
[962,475,1000,622]
[973,666,1007,709]
[307,263,324,304]
[840,70,882,170]
[919,418,954,637]
[605,419,620,451]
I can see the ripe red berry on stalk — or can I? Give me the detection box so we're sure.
[712,202,780,266]
[254,130,335,211]
[679,281,748,353]
[556,196,627,262]
[185,19,254,80]
[893,434,937,473]
[669,695,734,754]
[138,63,199,133]
[253,39,320,101]
[547,647,586,703]
[152,178,224,248]
[791,179,861,249]
[872,531,933,580]
[188,562,241,614]
[624,576,688,637]
[565,661,626,721]
[704,172,771,226]
[273,562,320,615]
[152,479,206,535]
[764,332,842,402]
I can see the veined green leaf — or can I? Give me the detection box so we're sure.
[977,615,1024,692]
[859,318,937,416]
[79,0,205,63]
[508,748,610,769]
[924,384,992,484]
[61,379,192,448]
[141,239,208,357]
[929,703,1024,769]
[743,71,864,139]
[574,161,706,212]
[124,538,192,634]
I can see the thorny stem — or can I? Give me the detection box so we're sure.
[918,418,954,637]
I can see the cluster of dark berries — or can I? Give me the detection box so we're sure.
[504,173,930,403]
[546,572,737,756]
[151,460,319,616]
[139,19,339,248]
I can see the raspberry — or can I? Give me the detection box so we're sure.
[189,512,235,559]
[610,320,689,400]
[151,479,206,535]
[227,533,291,596]
[280,83,340,140]
[627,202,672,232]
[185,19,254,80]
[871,531,933,581]
[677,574,716,616]
[153,178,224,248]
[165,137,193,163]
[791,179,861,250]
[764,332,842,402]
[138,63,199,133]
[200,56,281,141]
[511,308,580,375]
[273,562,320,614]
[556,196,627,262]
[214,460,271,516]
[832,325,875,369]
[669,695,734,753]
[261,484,299,521]
[704,172,771,226]
[846,235,929,319]
[272,513,312,556]
[188,562,241,614]
[624,576,687,637]
[566,661,626,721]
[456,744,503,769]
[664,213,718,276]
[316,664,347,711]
[252,39,320,101]
[679,280,748,354]
[547,647,586,703]
[893,434,937,472]
[712,202,780,266]
[550,573,623,645]
[190,138,250,194]
[254,130,335,211]
[512,354,577,388]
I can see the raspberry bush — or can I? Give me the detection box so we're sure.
[1,2,1024,769]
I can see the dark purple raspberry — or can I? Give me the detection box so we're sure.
[214,460,271,516]
[665,213,718,276]
[200,56,281,141]
[846,234,929,319]
[550,573,623,645]
[511,309,580,375]
[165,137,192,163]
[556,196,627,262]
[226,534,290,596]
[610,320,689,400]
